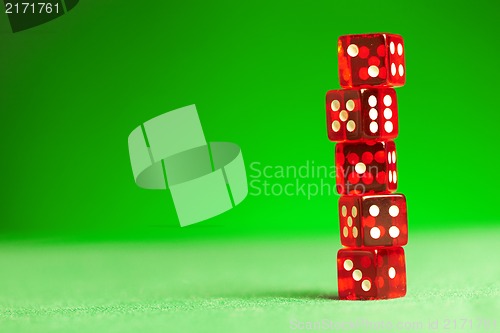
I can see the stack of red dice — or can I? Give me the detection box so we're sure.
[325,33,408,300]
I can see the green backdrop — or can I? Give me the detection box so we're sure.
[1,0,499,240]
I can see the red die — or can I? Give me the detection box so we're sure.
[338,33,405,88]
[337,247,406,300]
[335,140,397,195]
[339,194,408,247]
[326,88,398,142]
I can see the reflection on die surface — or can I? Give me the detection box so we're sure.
[338,33,405,88]
[337,247,407,300]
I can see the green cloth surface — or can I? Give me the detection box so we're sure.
[0,229,498,333]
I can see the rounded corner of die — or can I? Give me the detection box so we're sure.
[337,248,347,257]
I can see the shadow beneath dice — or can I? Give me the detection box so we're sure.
[216,290,339,301]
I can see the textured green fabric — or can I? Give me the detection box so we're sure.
[0,229,498,333]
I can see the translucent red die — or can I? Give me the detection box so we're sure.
[338,33,405,88]
[335,140,397,195]
[326,87,398,142]
[339,194,408,247]
[337,247,406,300]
